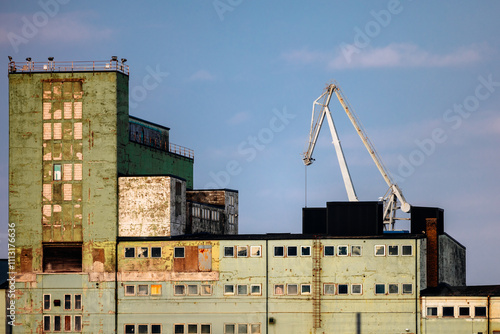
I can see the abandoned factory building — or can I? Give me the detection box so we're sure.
[7,58,500,334]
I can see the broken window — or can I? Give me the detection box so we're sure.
[324,284,335,295]
[137,247,148,258]
[224,285,235,295]
[151,247,162,258]
[338,284,348,295]
[443,306,455,317]
[375,284,385,295]
[53,164,62,181]
[338,245,348,256]
[43,244,82,272]
[351,245,362,256]
[402,284,413,294]
[224,246,234,257]
[237,246,248,257]
[274,246,284,257]
[250,246,261,257]
[174,285,185,296]
[138,285,149,296]
[201,285,212,295]
[375,245,386,256]
[287,284,298,295]
[237,285,248,295]
[287,246,297,257]
[125,247,135,258]
[402,245,413,256]
[301,246,311,256]
[351,284,362,294]
[174,247,185,258]
[389,284,399,294]
[427,307,438,316]
[43,294,51,310]
[324,246,334,256]
[301,284,311,295]
[274,284,284,295]
[250,324,261,334]
[388,245,399,256]
[475,306,487,317]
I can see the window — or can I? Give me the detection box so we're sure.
[201,284,212,295]
[152,325,162,334]
[402,245,413,256]
[224,246,234,257]
[65,294,71,310]
[44,316,51,331]
[251,284,261,295]
[351,245,362,256]
[250,246,261,257]
[137,247,148,258]
[427,307,438,317]
[459,307,470,317]
[287,246,297,257]
[375,245,385,256]
[237,246,248,257]
[54,315,61,331]
[125,247,135,258]
[388,284,399,294]
[44,294,51,310]
[274,284,284,295]
[139,324,149,334]
[174,247,185,258]
[250,324,261,334]
[443,306,455,317]
[188,324,198,333]
[338,284,348,295]
[174,285,185,296]
[351,284,362,294]
[238,324,248,334]
[174,324,185,334]
[224,284,235,295]
[151,247,162,258]
[74,294,82,310]
[324,246,334,256]
[301,246,311,256]
[338,245,348,256]
[324,284,335,295]
[402,283,413,294]
[138,285,149,296]
[65,316,71,331]
[301,284,311,295]
[375,284,385,295]
[151,284,162,296]
[75,315,82,331]
[274,246,284,257]
[287,284,298,295]
[225,324,235,334]
[54,164,62,180]
[125,285,136,296]
[388,245,399,256]
[125,325,135,334]
[237,285,248,295]
[475,306,487,317]
[188,284,199,295]
[201,324,211,333]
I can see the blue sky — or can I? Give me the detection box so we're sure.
[1,1,500,285]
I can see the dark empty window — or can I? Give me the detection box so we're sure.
[174,247,185,258]
[125,325,135,334]
[44,316,51,331]
[64,294,71,310]
[402,245,413,256]
[43,294,50,310]
[274,246,284,257]
[338,284,348,294]
[125,247,135,258]
[301,246,311,256]
[175,324,185,333]
[324,246,334,256]
[75,294,82,310]
[443,307,455,317]
[54,315,61,331]
[459,307,470,317]
[138,325,148,334]
[475,306,487,317]
[224,246,234,257]
[43,245,82,272]
[287,246,297,257]
[151,247,162,258]
[152,325,162,334]
[375,284,385,294]
[427,307,437,316]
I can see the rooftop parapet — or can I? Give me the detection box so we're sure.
[8,57,129,75]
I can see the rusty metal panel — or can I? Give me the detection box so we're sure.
[198,245,212,272]
[20,248,32,272]
[173,246,198,272]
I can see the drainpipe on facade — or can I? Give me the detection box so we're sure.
[115,238,119,333]
[415,238,418,334]
[487,295,491,334]
[265,239,269,334]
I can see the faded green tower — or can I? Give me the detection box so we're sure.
[8,58,193,332]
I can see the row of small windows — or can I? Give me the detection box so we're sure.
[223,284,262,296]
[125,247,162,258]
[43,315,82,332]
[426,305,487,318]
[192,207,220,221]
[323,283,413,295]
[124,323,261,334]
[43,294,81,311]
[271,284,311,296]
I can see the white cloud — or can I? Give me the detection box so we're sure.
[282,43,485,70]
[187,69,215,82]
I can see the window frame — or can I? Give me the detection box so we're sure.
[351,245,362,256]
[237,246,248,257]
[375,284,386,295]
[337,245,348,256]
[351,284,362,295]
[137,284,149,296]
[200,324,212,334]
[187,284,199,296]
[174,284,186,296]
[388,283,399,294]
[174,247,185,258]
[459,306,470,317]
[426,307,438,317]
[224,284,235,295]
[201,284,213,296]
[54,315,61,331]
[250,284,262,296]
[137,247,149,258]
[43,294,51,310]
[151,246,162,258]
[324,283,335,295]
[151,284,162,296]
[301,246,311,256]
[44,315,51,331]
[274,246,284,257]
[138,324,149,334]
[74,315,82,332]
[224,246,235,257]
[442,306,455,318]
[224,324,236,334]
[125,285,136,296]
[301,284,312,295]
[237,284,248,296]
[388,245,399,256]
[287,246,298,257]
[402,283,413,295]
[287,284,299,295]
[375,245,386,256]
[274,284,285,295]
[475,306,487,317]
[74,294,82,310]
[151,324,162,334]
[174,324,185,334]
[402,245,413,256]
[338,284,349,295]
[124,247,135,258]
[250,246,262,257]
[324,245,335,256]
[64,294,71,310]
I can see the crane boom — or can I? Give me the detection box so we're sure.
[303,84,358,202]
[303,82,411,230]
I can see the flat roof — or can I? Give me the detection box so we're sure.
[421,283,500,297]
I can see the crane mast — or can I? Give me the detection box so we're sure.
[303,82,411,230]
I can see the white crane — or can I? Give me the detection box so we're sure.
[302,82,410,230]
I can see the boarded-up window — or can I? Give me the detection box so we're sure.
[74,123,82,140]
[64,102,73,119]
[74,102,82,118]
[173,245,212,273]
[43,123,52,140]
[74,164,82,180]
[43,244,82,272]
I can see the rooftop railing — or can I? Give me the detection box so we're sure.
[170,142,194,159]
[8,59,129,75]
